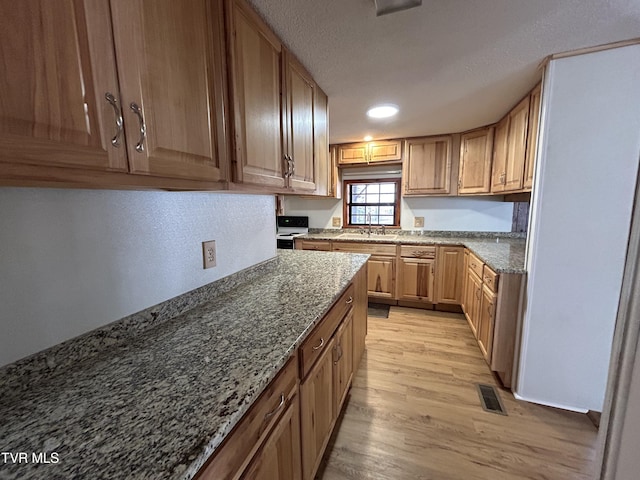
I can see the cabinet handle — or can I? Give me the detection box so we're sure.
[334,344,343,365]
[346,296,353,305]
[312,337,325,351]
[282,155,290,178]
[104,93,123,147]
[289,156,295,176]
[476,288,481,300]
[264,393,285,422]
[130,102,146,153]
[431,263,434,275]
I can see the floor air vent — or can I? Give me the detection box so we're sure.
[476,384,507,415]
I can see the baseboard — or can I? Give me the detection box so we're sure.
[512,391,589,413]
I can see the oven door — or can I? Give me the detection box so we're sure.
[277,238,295,249]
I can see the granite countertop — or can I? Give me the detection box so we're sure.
[298,231,527,274]
[0,250,369,480]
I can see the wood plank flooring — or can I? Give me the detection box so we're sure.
[317,307,599,480]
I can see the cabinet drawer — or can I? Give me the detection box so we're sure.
[400,245,436,259]
[297,239,331,251]
[300,284,354,378]
[468,252,484,278]
[196,354,298,480]
[332,241,397,256]
[482,266,499,293]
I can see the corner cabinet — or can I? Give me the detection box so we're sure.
[458,127,494,194]
[0,0,229,188]
[402,136,453,195]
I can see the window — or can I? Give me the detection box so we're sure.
[344,179,400,227]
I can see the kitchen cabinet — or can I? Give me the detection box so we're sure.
[337,140,403,166]
[477,284,496,362]
[524,83,542,190]
[461,249,470,312]
[328,146,342,198]
[0,0,229,188]
[352,263,368,372]
[491,96,530,193]
[435,246,465,305]
[402,136,453,195]
[295,239,331,251]
[242,396,302,480]
[461,250,524,388]
[491,116,509,193]
[331,242,397,299]
[313,86,330,196]
[226,0,286,190]
[458,127,494,194]
[398,246,436,303]
[284,53,316,192]
[300,335,335,480]
[333,311,353,414]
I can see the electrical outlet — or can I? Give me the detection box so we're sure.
[414,216,425,228]
[202,240,216,269]
[332,217,341,227]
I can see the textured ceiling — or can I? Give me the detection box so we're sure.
[246,0,640,144]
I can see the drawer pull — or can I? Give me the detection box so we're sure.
[312,337,325,350]
[264,393,285,422]
[346,296,353,305]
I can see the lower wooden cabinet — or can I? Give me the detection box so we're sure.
[352,263,368,373]
[435,246,465,304]
[300,335,336,480]
[477,284,496,362]
[242,396,302,480]
[368,256,396,298]
[464,268,482,336]
[398,256,435,302]
[333,311,354,413]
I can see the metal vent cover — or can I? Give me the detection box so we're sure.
[374,0,422,17]
[477,384,507,415]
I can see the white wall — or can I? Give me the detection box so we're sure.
[0,188,276,367]
[284,195,513,232]
[516,45,640,411]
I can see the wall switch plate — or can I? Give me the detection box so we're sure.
[332,217,341,227]
[414,217,425,228]
[202,240,216,269]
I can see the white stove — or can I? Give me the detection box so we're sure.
[276,216,309,249]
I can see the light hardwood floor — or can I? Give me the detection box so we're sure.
[317,307,599,480]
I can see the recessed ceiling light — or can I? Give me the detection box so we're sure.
[367,104,399,119]
[364,135,373,141]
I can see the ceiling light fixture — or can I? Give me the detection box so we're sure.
[367,104,399,119]
[364,135,373,141]
[374,0,422,17]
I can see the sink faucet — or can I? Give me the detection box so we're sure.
[366,213,372,237]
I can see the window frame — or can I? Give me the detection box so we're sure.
[342,178,401,228]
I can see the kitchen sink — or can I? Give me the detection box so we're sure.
[337,233,398,241]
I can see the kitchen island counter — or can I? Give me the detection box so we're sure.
[0,250,369,480]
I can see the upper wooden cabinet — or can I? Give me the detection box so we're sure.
[226,0,286,189]
[313,86,329,196]
[458,127,494,194]
[402,136,453,195]
[284,52,316,192]
[524,83,542,190]
[0,0,228,187]
[492,95,531,193]
[111,0,228,182]
[337,139,403,166]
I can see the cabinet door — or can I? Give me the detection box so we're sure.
[352,263,368,373]
[464,269,482,337]
[285,54,315,191]
[243,396,302,480]
[399,257,435,302]
[435,246,464,304]
[226,0,285,188]
[300,337,335,480]
[403,136,452,195]
[0,0,127,172]
[368,256,396,299]
[458,127,494,194]
[477,285,496,363]
[491,116,509,193]
[524,84,541,190]
[461,249,469,312]
[338,140,402,165]
[110,0,227,182]
[333,312,354,414]
[328,145,342,198]
[313,85,329,196]
[504,96,530,192]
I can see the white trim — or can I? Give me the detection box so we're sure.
[512,392,588,414]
